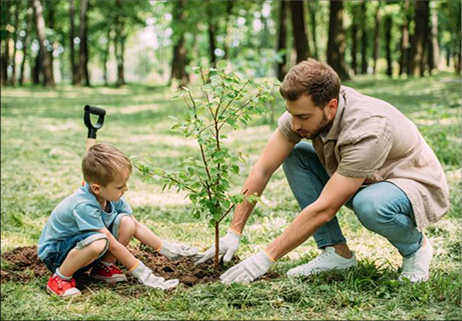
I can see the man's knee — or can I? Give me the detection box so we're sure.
[353,193,386,230]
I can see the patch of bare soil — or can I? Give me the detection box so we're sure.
[1,245,279,296]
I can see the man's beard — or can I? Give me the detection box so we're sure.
[300,111,333,139]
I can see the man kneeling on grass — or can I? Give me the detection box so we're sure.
[198,58,450,284]
[38,143,200,297]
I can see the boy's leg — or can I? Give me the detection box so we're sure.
[351,182,432,282]
[283,142,357,277]
[98,214,136,264]
[44,232,108,297]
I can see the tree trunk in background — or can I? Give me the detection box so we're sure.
[410,0,430,77]
[11,2,20,85]
[223,1,233,60]
[115,1,126,87]
[78,0,90,86]
[372,1,381,74]
[385,15,393,76]
[428,8,439,71]
[399,0,411,76]
[276,0,288,81]
[170,0,189,85]
[1,1,11,86]
[308,1,318,60]
[19,3,33,86]
[208,22,217,67]
[456,5,462,74]
[69,0,79,85]
[45,1,55,84]
[360,1,368,74]
[351,4,359,75]
[32,0,55,86]
[103,28,110,86]
[290,1,310,63]
[327,1,349,80]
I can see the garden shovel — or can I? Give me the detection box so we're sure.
[82,105,106,185]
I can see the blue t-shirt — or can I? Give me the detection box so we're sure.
[37,184,132,260]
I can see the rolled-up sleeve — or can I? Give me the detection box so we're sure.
[337,134,392,178]
[277,112,302,144]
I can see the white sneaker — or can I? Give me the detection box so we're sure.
[287,246,357,277]
[399,235,433,283]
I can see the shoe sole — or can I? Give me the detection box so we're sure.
[90,275,127,283]
[46,285,81,298]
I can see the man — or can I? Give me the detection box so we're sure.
[197,59,449,284]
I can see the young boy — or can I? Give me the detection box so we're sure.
[38,143,199,297]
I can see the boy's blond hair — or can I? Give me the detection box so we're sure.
[82,143,132,186]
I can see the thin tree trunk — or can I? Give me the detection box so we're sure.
[223,1,233,60]
[114,1,126,87]
[429,8,439,71]
[289,1,310,63]
[11,2,20,86]
[32,0,55,87]
[308,1,318,60]
[276,0,288,81]
[45,1,55,83]
[399,0,411,76]
[170,0,189,85]
[327,1,349,80]
[19,3,33,86]
[103,28,110,86]
[372,1,381,74]
[360,1,368,74]
[351,4,359,75]
[78,0,90,86]
[410,0,430,77]
[208,22,217,67]
[1,1,11,86]
[385,15,393,77]
[69,0,79,85]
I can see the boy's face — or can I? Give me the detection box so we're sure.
[91,169,131,203]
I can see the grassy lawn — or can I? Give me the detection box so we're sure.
[1,72,461,320]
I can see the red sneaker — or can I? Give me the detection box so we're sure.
[47,275,81,297]
[90,262,127,283]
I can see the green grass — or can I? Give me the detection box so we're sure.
[1,73,461,320]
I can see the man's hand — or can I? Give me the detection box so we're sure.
[196,230,241,265]
[158,240,200,260]
[220,251,273,284]
[131,261,179,290]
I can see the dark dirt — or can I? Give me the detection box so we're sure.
[1,245,279,296]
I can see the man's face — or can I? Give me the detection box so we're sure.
[92,169,131,203]
[285,95,338,139]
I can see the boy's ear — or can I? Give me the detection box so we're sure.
[90,183,101,195]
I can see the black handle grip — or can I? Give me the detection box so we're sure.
[84,105,106,139]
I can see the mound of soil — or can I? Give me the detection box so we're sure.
[1,245,279,296]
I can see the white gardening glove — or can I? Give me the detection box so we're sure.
[158,240,200,260]
[131,261,179,290]
[220,251,274,284]
[196,229,241,265]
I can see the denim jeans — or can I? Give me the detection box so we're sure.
[282,142,423,258]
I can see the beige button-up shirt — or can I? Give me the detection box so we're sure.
[278,86,450,229]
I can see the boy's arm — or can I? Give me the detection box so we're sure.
[131,216,199,260]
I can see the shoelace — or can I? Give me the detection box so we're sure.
[305,250,331,267]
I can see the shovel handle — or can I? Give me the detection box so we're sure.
[84,105,106,139]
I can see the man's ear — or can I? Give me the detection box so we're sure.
[90,183,101,195]
[327,98,338,116]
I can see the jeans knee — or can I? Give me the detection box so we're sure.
[353,196,384,230]
[283,143,317,174]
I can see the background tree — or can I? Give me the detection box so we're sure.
[327,0,349,80]
[372,1,382,74]
[78,0,89,86]
[275,0,288,81]
[32,0,54,87]
[360,0,369,74]
[410,0,430,77]
[289,1,310,63]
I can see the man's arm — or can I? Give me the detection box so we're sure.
[265,172,365,260]
[230,128,296,233]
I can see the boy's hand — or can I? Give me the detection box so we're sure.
[131,261,179,290]
[158,240,200,260]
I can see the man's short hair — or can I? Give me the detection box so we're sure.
[279,58,341,107]
[82,143,132,186]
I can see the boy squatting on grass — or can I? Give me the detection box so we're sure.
[37,143,201,297]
